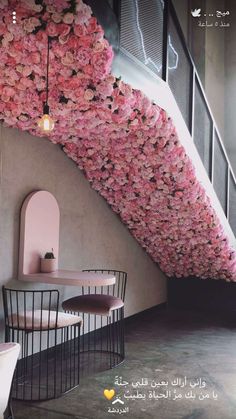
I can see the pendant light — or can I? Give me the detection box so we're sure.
[38,36,55,132]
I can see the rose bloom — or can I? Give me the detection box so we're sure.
[77,34,93,48]
[58,23,71,37]
[17,77,32,90]
[0,0,8,9]
[22,66,32,77]
[67,35,80,50]
[3,31,14,43]
[83,64,93,76]
[46,22,59,37]
[35,30,48,44]
[96,80,113,97]
[2,86,15,98]
[73,24,87,37]
[23,17,41,33]
[76,47,90,65]
[61,51,74,66]
[106,74,116,84]
[30,2,43,13]
[63,13,74,24]
[84,89,95,101]
[52,13,62,23]
[59,34,70,45]
[93,42,104,53]
[46,5,56,12]
[75,3,91,24]
[87,17,98,33]
[31,52,41,64]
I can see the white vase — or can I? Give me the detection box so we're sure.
[40,258,57,273]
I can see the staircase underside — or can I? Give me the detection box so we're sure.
[0,0,236,280]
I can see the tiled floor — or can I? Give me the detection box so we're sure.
[13,307,236,418]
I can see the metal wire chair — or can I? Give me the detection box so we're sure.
[62,269,127,369]
[2,287,82,401]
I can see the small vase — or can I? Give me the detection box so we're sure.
[40,258,57,273]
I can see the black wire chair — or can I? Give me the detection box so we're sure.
[62,269,127,369]
[2,287,82,401]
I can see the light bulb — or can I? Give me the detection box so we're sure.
[38,105,54,132]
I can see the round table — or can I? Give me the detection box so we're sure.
[19,269,116,287]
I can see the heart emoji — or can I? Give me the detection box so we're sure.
[104,389,115,400]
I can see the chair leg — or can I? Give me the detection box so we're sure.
[120,306,125,359]
[75,307,125,369]
[108,316,112,368]
[5,326,10,343]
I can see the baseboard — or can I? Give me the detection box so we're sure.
[124,302,167,323]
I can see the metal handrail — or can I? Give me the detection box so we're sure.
[167,0,236,180]
[165,0,236,225]
[111,0,236,231]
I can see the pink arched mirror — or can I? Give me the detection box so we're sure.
[18,191,60,276]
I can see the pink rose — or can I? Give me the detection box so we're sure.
[59,34,70,45]
[31,52,41,64]
[61,51,74,66]
[75,3,91,24]
[73,24,87,37]
[22,66,32,77]
[63,13,74,25]
[76,47,90,66]
[84,89,95,101]
[58,23,71,37]
[51,13,62,23]
[96,80,113,97]
[93,42,104,53]
[0,0,8,9]
[86,17,99,33]
[46,22,59,37]
[78,35,93,48]
[23,17,41,33]
[67,35,80,50]
[83,64,93,76]
[2,85,15,99]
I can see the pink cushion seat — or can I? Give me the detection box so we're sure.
[9,310,82,331]
[62,294,124,316]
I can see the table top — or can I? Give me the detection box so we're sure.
[19,270,116,287]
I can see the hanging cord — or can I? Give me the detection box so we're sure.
[46,36,50,105]
[44,36,50,114]
[0,124,2,186]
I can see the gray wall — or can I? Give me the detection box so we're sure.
[191,0,225,138]
[205,0,225,138]
[0,125,167,341]
[224,0,236,172]
[172,0,189,42]
[172,0,225,137]
[173,0,236,172]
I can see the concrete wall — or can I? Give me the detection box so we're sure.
[189,0,206,85]
[174,0,230,164]
[205,0,225,138]
[0,125,167,341]
[172,0,189,42]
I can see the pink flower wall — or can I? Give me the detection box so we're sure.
[0,0,236,280]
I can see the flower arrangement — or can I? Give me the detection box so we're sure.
[0,0,236,280]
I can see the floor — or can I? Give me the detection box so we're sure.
[13,306,236,419]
